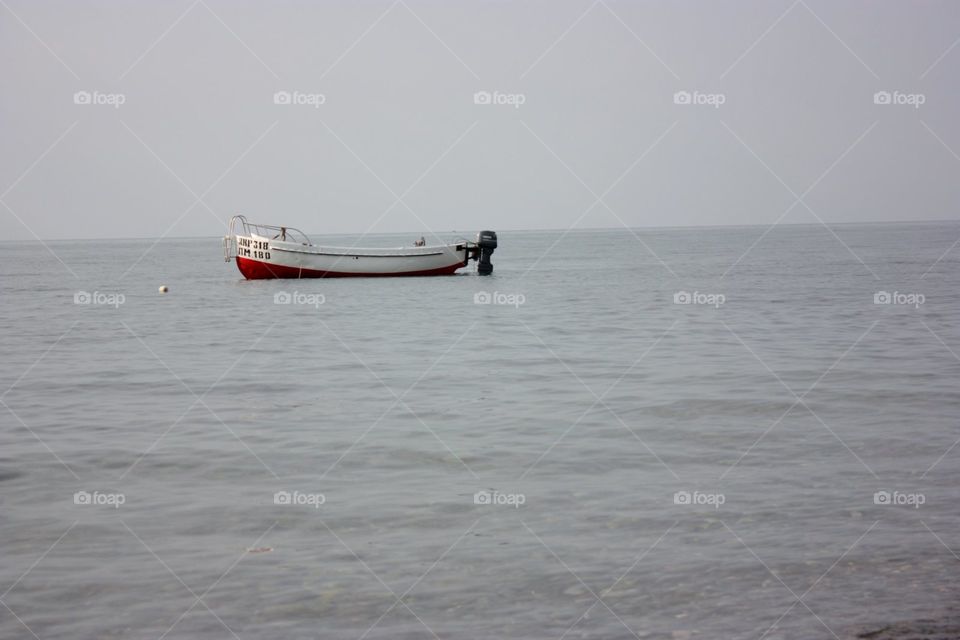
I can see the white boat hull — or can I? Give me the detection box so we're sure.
[232,234,470,279]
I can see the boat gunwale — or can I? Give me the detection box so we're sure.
[249,234,468,258]
[269,244,455,258]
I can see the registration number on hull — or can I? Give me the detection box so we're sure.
[238,237,270,260]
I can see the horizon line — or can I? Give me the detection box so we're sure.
[2,217,958,244]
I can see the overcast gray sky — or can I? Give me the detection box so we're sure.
[2,0,959,240]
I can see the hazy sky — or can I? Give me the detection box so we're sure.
[2,0,959,240]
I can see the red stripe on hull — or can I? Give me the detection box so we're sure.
[235,256,466,279]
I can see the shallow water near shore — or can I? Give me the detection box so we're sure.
[1,222,959,639]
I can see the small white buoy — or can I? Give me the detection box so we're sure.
[159,285,168,293]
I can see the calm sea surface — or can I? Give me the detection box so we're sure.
[1,223,959,639]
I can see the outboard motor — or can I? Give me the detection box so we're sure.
[476,230,497,275]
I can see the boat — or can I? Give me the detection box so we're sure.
[223,215,497,279]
